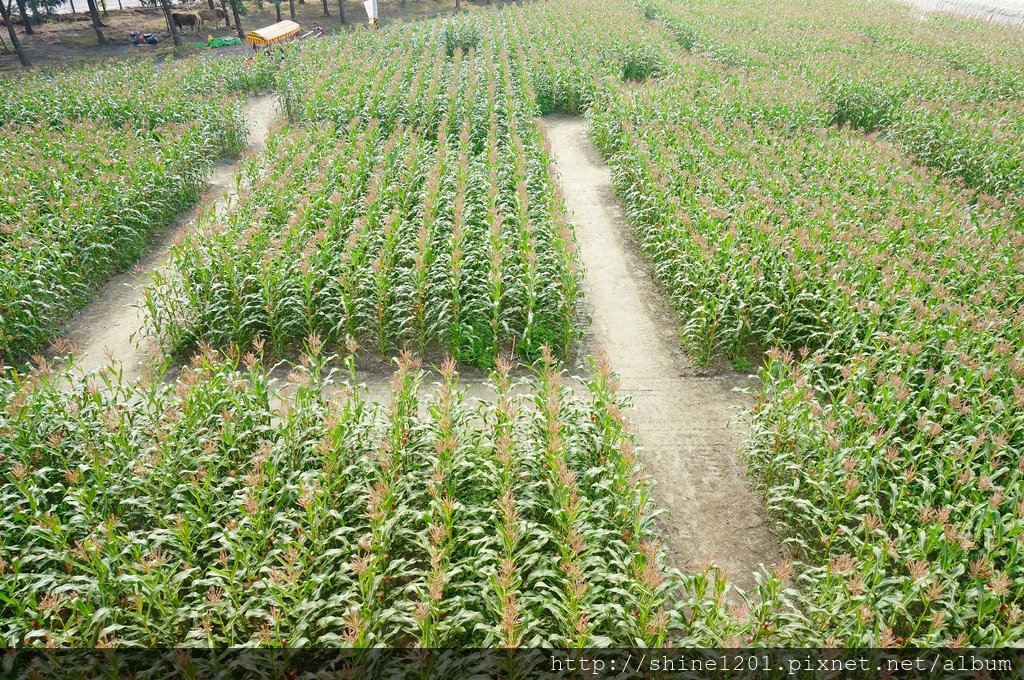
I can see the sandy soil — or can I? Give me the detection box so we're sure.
[263,357,569,413]
[542,116,780,588]
[59,93,280,380]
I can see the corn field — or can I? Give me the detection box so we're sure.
[2,0,1024,651]
[0,58,277,364]
[0,58,274,132]
[0,347,687,647]
[144,6,677,368]
[591,0,1024,646]
[146,32,585,367]
[0,122,217,362]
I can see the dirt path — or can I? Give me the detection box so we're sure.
[60,94,280,380]
[542,116,780,588]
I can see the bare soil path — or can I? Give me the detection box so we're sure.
[60,93,280,380]
[542,116,780,587]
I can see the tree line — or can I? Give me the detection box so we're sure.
[1,0,351,67]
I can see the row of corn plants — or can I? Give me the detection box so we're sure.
[131,0,1024,644]
[0,56,274,136]
[276,5,675,122]
[593,83,1024,364]
[814,19,1024,202]
[1,4,803,648]
[5,0,1021,648]
[0,344,689,647]
[888,99,1024,200]
[645,0,1023,105]
[144,0,694,369]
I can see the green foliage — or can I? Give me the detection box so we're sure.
[4,0,1024,648]
[619,40,663,82]
[825,79,901,131]
[634,0,754,67]
[637,0,658,20]
[440,18,482,58]
[591,0,1024,643]
[890,100,1024,199]
[0,58,271,135]
[151,20,585,368]
[0,123,216,362]
[630,0,1024,195]
[18,0,62,22]
[0,56,279,363]
[0,349,679,647]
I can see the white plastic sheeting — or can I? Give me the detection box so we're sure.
[903,0,1024,27]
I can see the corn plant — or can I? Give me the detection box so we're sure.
[0,57,272,138]
[7,0,1024,649]
[634,0,1024,198]
[889,99,1024,199]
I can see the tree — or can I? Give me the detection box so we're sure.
[227,0,243,40]
[273,0,280,20]
[336,0,343,23]
[320,0,327,17]
[158,0,181,46]
[0,0,30,65]
[14,0,33,36]
[287,0,294,19]
[218,0,231,28]
[84,0,106,44]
